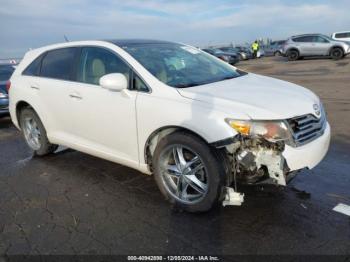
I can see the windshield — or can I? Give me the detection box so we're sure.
[0,65,14,81]
[122,43,242,88]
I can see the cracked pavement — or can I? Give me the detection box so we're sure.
[0,57,350,256]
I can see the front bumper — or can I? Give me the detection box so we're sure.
[283,122,331,171]
[220,121,331,186]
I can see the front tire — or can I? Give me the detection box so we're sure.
[19,108,58,156]
[330,47,344,60]
[152,132,225,212]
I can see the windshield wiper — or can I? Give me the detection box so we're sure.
[174,74,240,88]
[220,75,237,81]
[174,82,202,88]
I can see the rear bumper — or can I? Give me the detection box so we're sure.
[282,122,331,171]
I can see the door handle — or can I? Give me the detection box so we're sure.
[69,93,82,99]
[30,85,40,90]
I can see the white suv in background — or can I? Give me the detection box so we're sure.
[332,31,350,42]
[9,40,330,212]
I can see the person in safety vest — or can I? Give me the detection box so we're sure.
[251,40,259,58]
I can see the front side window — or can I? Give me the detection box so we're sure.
[123,43,242,88]
[40,48,77,80]
[133,74,148,92]
[77,47,131,86]
[313,36,329,43]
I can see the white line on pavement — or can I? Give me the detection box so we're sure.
[333,203,350,217]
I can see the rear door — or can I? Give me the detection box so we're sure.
[293,36,315,55]
[35,47,79,139]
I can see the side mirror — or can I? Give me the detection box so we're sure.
[99,73,128,91]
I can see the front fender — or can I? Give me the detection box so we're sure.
[137,93,239,164]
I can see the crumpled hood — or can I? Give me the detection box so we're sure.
[177,73,320,120]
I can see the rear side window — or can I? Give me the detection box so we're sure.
[22,54,44,76]
[40,48,77,80]
[293,36,313,42]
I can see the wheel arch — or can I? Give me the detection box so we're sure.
[286,47,300,55]
[16,101,34,128]
[15,101,47,130]
[329,45,345,56]
[143,125,211,170]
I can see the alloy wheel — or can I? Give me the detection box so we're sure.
[159,145,209,204]
[22,116,41,150]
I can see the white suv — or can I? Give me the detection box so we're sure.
[9,40,330,212]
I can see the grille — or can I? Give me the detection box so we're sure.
[287,113,326,146]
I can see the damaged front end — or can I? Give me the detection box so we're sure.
[215,136,295,206]
[213,118,301,206]
[228,137,291,186]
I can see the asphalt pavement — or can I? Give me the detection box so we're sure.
[0,56,349,258]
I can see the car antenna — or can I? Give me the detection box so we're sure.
[64,35,69,42]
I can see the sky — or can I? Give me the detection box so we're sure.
[0,0,349,58]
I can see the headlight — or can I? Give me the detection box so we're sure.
[225,119,292,142]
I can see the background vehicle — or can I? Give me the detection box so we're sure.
[202,48,239,65]
[283,34,350,61]
[332,31,350,42]
[219,46,247,61]
[256,49,265,58]
[9,40,330,212]
[0,64,15,116]
[264,40,286,56]
[235,46,253,59]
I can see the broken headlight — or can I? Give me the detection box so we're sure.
[225,119,292,142]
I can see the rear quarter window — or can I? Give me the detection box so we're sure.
[22,54,44,76]
[40,48,77,80]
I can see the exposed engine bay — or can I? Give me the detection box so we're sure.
[217,136,296,206]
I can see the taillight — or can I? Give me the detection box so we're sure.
[6,80,11,93]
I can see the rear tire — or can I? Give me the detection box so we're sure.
[19,108,58,156]
[152,132,225,212]
[274,51,281,56]
[330,47,344,60]
[287,50,299,61]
